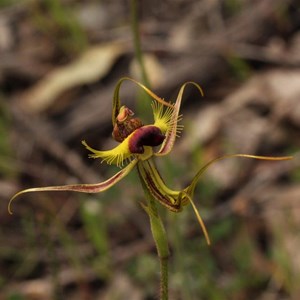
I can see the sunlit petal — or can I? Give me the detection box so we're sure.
[8,159,138,215]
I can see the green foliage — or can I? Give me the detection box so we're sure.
[224,0,243,16]
[80,197,111,278]
[7,293,25,300]
[32,0,87,55]
[169,210,234,299]
[128,254,159,296]
[227,55,252,81]
[0,0,18,8]
[290,162,300,182]
[0,97,17,178]
[271,218,300,294]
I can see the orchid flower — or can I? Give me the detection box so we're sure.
[8,77,292,245]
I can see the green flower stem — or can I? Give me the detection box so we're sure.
[159,256,169,300]
[130,1,169,297]
[148,201,169,300]
[139,169,170,300]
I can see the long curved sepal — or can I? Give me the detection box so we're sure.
[178,154,293,245]
[112,77,174,127]
[155,82,204,157]
[184,154,293,200]
[8,159,138,215]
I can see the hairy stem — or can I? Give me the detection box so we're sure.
[139,172,169,300]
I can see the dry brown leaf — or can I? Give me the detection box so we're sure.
[21,41,127,113]
[223,70,300,117]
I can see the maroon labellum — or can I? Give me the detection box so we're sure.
[128,125,165,154]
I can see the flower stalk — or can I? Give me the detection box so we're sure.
[130,1,170,295]
[140,178,169,299]
[8,77,293,300]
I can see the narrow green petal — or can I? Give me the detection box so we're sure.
[8,159,138,215]
[112,77,174,126]
[138,160,210,244]
[155,82,204,157]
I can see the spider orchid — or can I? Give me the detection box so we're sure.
[8,78,292,245]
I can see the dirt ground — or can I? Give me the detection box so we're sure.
[0,0,300,299]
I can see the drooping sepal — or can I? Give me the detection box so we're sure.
[8,159,138,214]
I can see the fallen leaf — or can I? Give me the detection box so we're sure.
[21,41,127,113]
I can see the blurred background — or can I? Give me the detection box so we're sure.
[0,0,299,299]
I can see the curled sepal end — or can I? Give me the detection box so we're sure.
[8,191,25,215]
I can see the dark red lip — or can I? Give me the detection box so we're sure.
[129,126,165,154]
